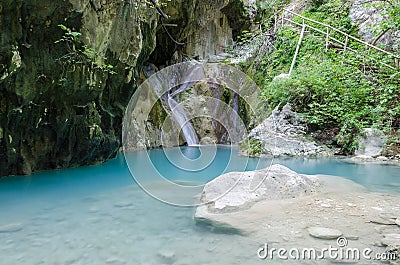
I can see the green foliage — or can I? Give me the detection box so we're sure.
[236,29,262,45]
[240,138,263,156]
[255,0,291,29]
[242,1,400,154]
[145,0,171,8]
[55,24,116,75]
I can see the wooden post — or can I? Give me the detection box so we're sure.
[325,27,329,52]
[289,23,306,76]
[344,35,348,52]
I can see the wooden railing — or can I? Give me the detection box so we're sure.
[280,8,400,71]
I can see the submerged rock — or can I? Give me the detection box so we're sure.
[157,250,177,264]
[0,223,23,233]
[308,227,342,239]
[245,104,332,157]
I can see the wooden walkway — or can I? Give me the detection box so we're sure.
[278,8,400,72]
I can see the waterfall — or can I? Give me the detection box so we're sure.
[166,63,205,146]
[142,62,201,146]
[168,94,199,146]
[168,94,199,145]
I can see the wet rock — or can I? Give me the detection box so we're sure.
[351,155,374,162]
[308,227,343,239]
[0,223,23,233]
[194,205,245,235]
[377,156,389,161]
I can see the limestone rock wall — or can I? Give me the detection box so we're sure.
[0,0,157,176]
[149,0,255,64]
[0,0,255,176]
[350,0,399,50]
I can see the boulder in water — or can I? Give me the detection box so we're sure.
[195,164,320,214]
[0,223,23,233]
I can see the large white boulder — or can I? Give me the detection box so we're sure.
[196,164,320,214]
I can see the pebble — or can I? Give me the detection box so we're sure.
[105,257,126,265]
[157,250,176,264]
[87,217,101,224]
[0,223,23,233]
[346,235,359,240]
[320,203,331,208]
[114,202,133,208]
[308,227,342,239]
[88,207,99,213]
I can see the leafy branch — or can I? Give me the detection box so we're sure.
[55,24,116,76]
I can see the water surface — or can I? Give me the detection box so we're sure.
[0,146,399,264]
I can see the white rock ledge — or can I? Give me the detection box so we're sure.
[194,165,400,258]
[198,164,320,214]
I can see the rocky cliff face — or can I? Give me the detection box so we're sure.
[0,0,157,176]
[149,0,255,64]
[0,0,254,176]
[244,104,333,157]
[350,0,399,50]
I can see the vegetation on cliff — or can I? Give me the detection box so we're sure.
[238,0,400,155]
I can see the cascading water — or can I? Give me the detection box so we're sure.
[167,93,199,146]
[166,63,207,146]
[142,62,201,146]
